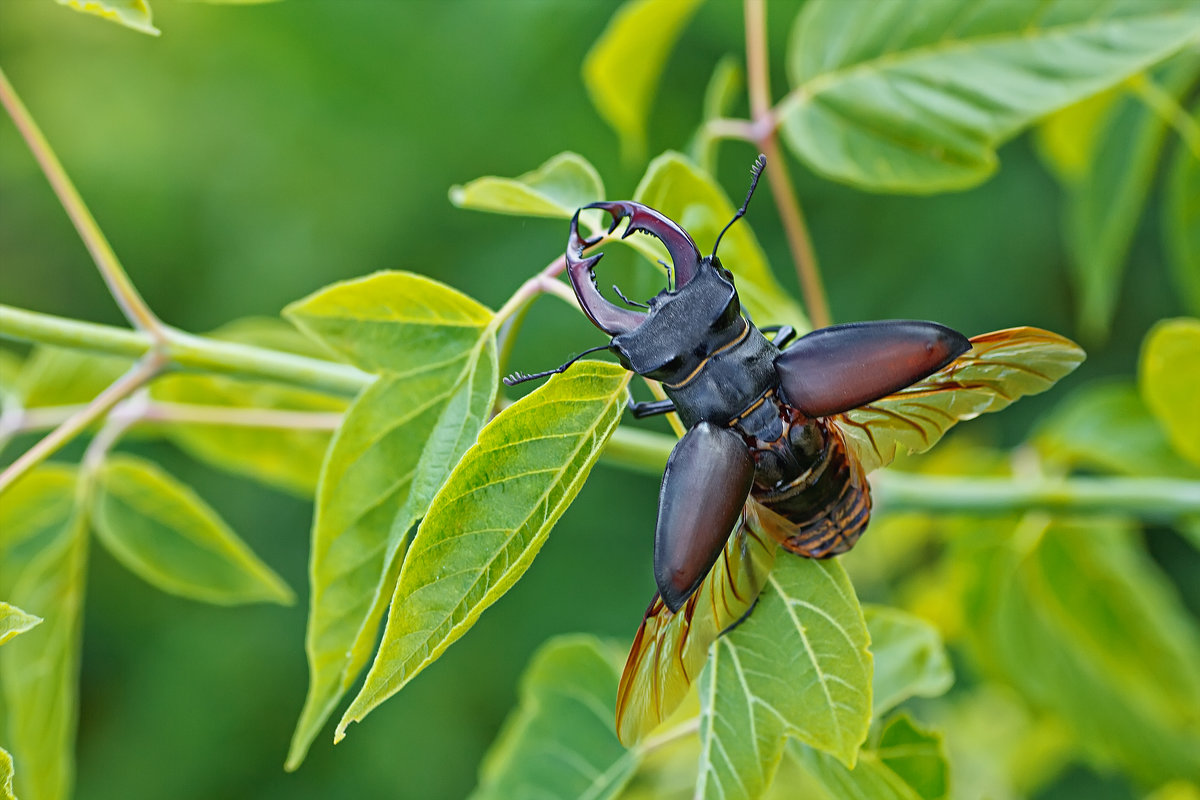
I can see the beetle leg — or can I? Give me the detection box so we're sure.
[627,398,675,418]
[760,324,796,348]
[585,200,704,287]
[654,422,755,612]
[774,320,971,417]
[612,284,649,309]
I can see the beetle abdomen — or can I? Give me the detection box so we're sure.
[754,420,872,558]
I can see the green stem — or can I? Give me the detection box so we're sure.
[0,67,166,340]
[0,305,370,395]
[1130,73,1200,159]
[601,427,1200,520]
[0,353,165,494]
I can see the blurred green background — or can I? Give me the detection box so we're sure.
[0,2,1195,799]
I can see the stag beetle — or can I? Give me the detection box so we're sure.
[506,156,970,612]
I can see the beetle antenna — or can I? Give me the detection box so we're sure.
[502,343,612,387]
[612,284,649,309]
[711,154,766,259]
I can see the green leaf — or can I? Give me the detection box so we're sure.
[1034,87,1122,183]
[52,0,159,35]
[690,55,744,175]
[449,152,605,220]
[1033,379,1200,479]
[0,464,77,555]
[1065,54,1200,341]
[287,338,496,769]
[780,0,1200,193]
[633,152,810,329]
[865,606,953,719]
[0,349,22,399]
[16,346,132,409]
[470,635,637,800]
[1165,104,1200,315]
[770,714,948,800]
[91,454,293,605]
[0,491,87,800]
[284,270,494,374]
[1,747,13,800]
[1140,318,1200,467]
[0,602,42,646]
[336,362,630,741]
[696,556,872,799]
[583,0,704,161]
[963,517,1200,783]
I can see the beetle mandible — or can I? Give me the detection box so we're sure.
[505,156,970,612]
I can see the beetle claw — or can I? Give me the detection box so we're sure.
[584,201,703,286]
[565,210,646,336]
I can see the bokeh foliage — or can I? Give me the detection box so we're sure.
[1,1,1199,799]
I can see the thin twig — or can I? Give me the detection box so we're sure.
[0,352,166,494]
[0,67,167,342]
[743,0,831,329]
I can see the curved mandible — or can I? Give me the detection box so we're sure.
[586,201,704,287]
[565,210,646,336]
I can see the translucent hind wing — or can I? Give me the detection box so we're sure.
[834,327,1085,474]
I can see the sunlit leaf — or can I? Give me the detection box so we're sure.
[287,339,496,770]
[773,714,948,800]
[0,464,77,555]
[1140,318,1200,466]
[1033,380,1200,479]
[0,747,13,800]
[690,55,744,175]
[865,606,953,719]
[616,508,777,745]
[91,455,293,606]
[0,602,42,646]
[1034,87,1122,183]
[962,517,1200,783]
[284,270,494,374]
[583,0,704,161]
[1147,782,1200,800]
[838,328,1085,474]
[16,346,132,409]
[450,151,605,220]
[695,555,871,799]
[470,635,636,800]
[1066,54,1200,341]
[52,0,159,35]
[0,494,87,800]
[780,0,1200,193]
[0,349,21,400]
[1164,101,1200,315]
[632,152,809,330]
[336,362,629,741]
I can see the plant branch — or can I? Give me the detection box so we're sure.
[0,352,165,494]
[743,0,831,328]
[601,426,1200,519]
[0,68,166,341]
[0,305,371,395]
[1129,73,1200,159]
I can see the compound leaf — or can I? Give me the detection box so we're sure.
[450,152,605,220]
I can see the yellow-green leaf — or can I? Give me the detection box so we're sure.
[470,636,637,800]
[1,747,13,800]
[0,486,87,800]
[780,0,1200,193]
[1165,101,1200,315]
[1140,318,1200,467]
[632,152,809,330]
[449,152,605,220]
[1033,380,1200,479]
[0,602,42,646]
[336,362,630,741]
[284,270,494,374]
[91,455,293,605]
[1034,87,1123,183]
[1066,54,1200,341]
[583,0,704,161]
[0,464,77,554]
[696,556,872,799]
[287,337,496,770]
[866,606,953,719]
[690,55,744,175]
[16,346,132,409]
[52,0,159,35]
[963,517,1200,783]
